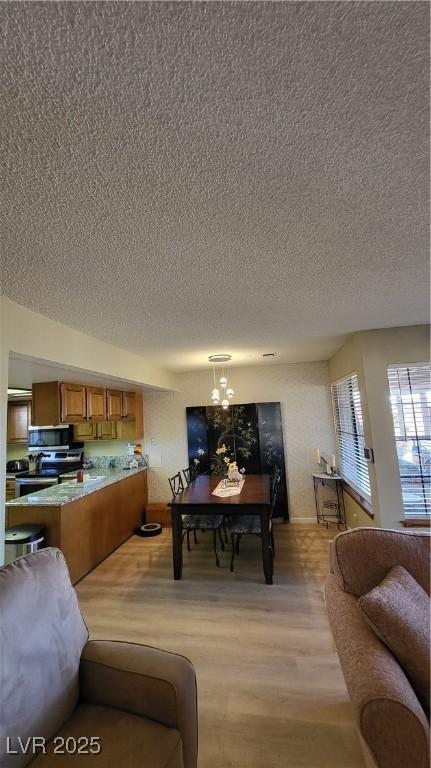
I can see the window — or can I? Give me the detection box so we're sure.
[331,373,371,498]
[388,363,431,518]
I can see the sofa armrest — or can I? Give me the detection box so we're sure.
[325,574,430,768]
[80,640,197,768]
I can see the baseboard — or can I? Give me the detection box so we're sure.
[146,502,171,527]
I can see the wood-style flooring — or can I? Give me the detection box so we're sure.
[76,522,365,768]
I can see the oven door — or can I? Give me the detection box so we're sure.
[15,477,59,497]
[28,425,73,450]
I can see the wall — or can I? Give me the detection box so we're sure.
[361,326,430,529]
[329,326,430,530]
[0,296,175,565]
[83,440,131,459]
[144,361,335,521]
[343,491,377,529]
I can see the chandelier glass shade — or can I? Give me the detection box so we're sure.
[209,355,235,409]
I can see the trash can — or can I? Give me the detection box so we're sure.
[4,524,46,565]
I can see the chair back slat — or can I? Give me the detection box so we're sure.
[271,465,281,502]
[169,472,184,497]
[270,472,281,519]
[182,467,192,486]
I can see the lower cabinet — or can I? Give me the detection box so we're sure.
[7,471,148,583]
[6,479,16,502]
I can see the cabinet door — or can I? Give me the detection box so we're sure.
[60,383,86,423]
[96,421,117,440]
[73,422,98,441]
[122,391,136,420]
[106,389,123,421]
[6,480,17,501]
[87,386,107,422]
[7,401,30,443]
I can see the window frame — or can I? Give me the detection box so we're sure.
[331,371,371,501]
[387,361,431,520]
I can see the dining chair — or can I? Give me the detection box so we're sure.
[182,465,193,486]
[225,472,281,573]
[270,465,281,500]
[168,472,225,566]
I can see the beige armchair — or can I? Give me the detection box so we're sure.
[0,548,197,768]
[325,527,430,768]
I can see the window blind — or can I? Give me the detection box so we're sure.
[388,363,431,518]
[331,373,371,498]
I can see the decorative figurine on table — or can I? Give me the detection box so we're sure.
[227,461,243,485]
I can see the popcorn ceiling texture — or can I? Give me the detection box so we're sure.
[1,2,429,371]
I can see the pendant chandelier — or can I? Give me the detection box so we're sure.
[208,354,235,410]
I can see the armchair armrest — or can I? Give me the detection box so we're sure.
[80,640,197,768]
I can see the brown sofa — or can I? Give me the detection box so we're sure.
[0,548,197,767]
[325,527,430,768]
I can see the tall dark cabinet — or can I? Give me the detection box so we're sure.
[186,402,289,520]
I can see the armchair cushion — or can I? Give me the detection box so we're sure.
[31,704,183,768]
[80,640,197,768]
[359,565,430,714]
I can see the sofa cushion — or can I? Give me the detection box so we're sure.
[31,703,184,768]
[0,549,88,768]
[359,565,430,715]
[330,528,431,597]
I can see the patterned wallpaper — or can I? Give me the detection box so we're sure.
[144,361,336,520]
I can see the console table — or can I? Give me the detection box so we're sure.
[312,473,346,529]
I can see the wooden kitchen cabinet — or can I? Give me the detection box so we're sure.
[106,389,123,421]
[96,421,117,440]
[74,421,117,441]
[73,422,98,441]
[33,382,86,425]
[32,383,144,439]
[86,386,107,422]
[7,401,31,443]
[122,391,136,420]
[6,479,17,501]
[60,383,86,423]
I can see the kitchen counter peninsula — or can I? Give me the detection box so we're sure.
[6,467,148,583]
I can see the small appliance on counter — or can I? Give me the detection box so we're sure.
[6,459,29,474]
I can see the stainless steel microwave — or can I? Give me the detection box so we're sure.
[28,424,75,450]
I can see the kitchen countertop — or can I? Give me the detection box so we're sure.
[5,466,148,507]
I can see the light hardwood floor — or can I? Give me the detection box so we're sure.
[76,522,365,768]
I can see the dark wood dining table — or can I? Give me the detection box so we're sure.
[169,474,273,584]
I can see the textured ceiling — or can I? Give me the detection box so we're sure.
[1,1,429,371]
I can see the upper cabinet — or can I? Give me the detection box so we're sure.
[122,391,136,420]
[31,381,144,439]
[60,383,87,423]
[7,401,31,443]
[87,386,107,422]
[106,389,123,421]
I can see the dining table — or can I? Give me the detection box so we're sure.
[169,474,273,584]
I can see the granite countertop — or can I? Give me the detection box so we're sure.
[5,466,147,507]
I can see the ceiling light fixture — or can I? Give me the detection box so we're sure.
[208,355,235,409]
